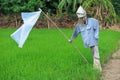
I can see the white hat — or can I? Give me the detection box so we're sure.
[76,6,86,18]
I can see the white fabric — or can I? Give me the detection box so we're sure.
[11,10,42,48]
[90,46,102,71]
[93,58,102,72]
[90,46,100,58]
[76,6,86,18]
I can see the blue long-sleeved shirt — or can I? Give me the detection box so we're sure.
[71,18,99,48]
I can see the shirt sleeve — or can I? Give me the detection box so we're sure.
[94,20,99,39]
[71,24,80,40]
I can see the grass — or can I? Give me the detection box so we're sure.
[0,28,120,80]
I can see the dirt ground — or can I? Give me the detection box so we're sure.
[102,47,120,80]
[109,24,120,31]
[0,14,119,30]
[0,14,76,29]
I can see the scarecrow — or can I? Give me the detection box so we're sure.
[69,6,102,71]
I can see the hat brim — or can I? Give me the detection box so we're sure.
[77,14,86,18]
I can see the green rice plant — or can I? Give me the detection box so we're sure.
[0,28,120,80]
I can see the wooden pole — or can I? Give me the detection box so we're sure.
[39,9,89,64]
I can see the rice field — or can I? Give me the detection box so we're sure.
[0,28,120,80]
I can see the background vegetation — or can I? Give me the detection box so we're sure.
[0,0,120,28]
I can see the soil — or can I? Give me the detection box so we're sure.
[0,14,120,30]
[102,47,120,80]
[0,14,76,29]
[108,24,120,31]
